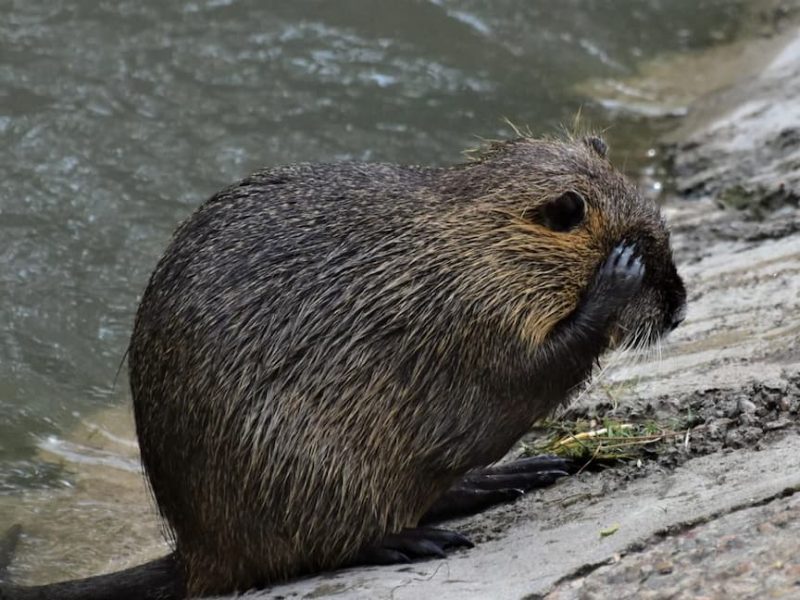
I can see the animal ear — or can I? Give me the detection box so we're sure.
[584,136,608,159]
[536,191,586,232]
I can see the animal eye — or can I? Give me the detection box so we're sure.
[536,191,586,232]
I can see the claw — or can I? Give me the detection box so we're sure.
[360,547,410,565]
[483,455,573,475]
[352,527,473,567]
[468,470,569,490]
[420,455,574,524]
[598,242,645,301]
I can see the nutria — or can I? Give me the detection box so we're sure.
[1,134,686,599]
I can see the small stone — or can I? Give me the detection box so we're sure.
[725,429,744,448]
[624,565,640,583]
[785,563,800,576]
[655,559,674,575]
[743,426,764,443]
[739,412,757,426]
[716,534,743,551]
[738,398,757,413]
[758,522,777,534]
[771,512,792,527]
[765,417,791,430]
[651,585,681,599]
[577,586,604,600]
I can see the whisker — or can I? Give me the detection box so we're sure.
[570,317,667,410]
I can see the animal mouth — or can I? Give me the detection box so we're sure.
[609,287,687,352]
[607,319,665,352]
[668,303,686,331]
[606,326,639,351]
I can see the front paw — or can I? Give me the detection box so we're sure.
[596,242,645,304]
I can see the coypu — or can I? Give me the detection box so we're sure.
[1,134,686,599]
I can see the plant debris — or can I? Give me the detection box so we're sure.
[523,418,688,466]
[600,524,621,538]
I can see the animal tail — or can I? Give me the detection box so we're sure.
[0,525,21,582]
[0,525,183,600]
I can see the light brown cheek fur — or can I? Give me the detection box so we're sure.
[514,219,604,347]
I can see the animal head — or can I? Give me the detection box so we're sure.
[437,135,686,350]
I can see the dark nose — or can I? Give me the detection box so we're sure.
[664,260,687,332]
[669,303,686,331]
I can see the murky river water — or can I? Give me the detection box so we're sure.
[0,0,756,581]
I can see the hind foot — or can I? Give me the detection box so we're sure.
[352,527,473,566]
[420,455,572,524]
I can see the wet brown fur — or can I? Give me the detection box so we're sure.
[128,135,684,595]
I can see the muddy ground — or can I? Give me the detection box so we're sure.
[4,17,800,600]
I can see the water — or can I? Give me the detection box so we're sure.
[0,0,752,580]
